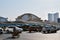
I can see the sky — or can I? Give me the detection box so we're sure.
[0,0,60,21]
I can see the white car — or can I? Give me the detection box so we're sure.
[5,27,14,33]
[5,26,23,33]
[15,27,23,33]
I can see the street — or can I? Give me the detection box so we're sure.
[0,30,60,40]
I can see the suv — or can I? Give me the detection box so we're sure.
[42,26,57,34]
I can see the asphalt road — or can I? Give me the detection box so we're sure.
[0,30,60,40]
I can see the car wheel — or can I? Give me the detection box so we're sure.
[42,31,45,34]
[19,31,22,33]
[54,30,57,33]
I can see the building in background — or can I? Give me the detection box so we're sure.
[54,12,59,22]
[48,13,54,22]
[48,12,59,23]
[16,13,43,24]
[16,13,41,22]
[0,17,8,22]
[58,18,60,23]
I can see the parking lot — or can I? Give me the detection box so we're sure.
[0,30,60,40]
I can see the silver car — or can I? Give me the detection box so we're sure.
[42,26,57,34]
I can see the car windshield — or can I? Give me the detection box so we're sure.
[8,27,15,28]
[44,27,51,30]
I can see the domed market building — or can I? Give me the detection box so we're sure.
[16,13,43,24]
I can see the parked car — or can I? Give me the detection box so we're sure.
[15,27,23,33]
[56,27,60,31]
[28,25,42,33]
[5,26,14,33]
[5,26,23,33]
[0,28,3,34]
[42,26,57,34]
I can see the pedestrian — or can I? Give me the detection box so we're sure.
[12,27,20,38]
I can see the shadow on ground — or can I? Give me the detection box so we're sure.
[3,36,19,40]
